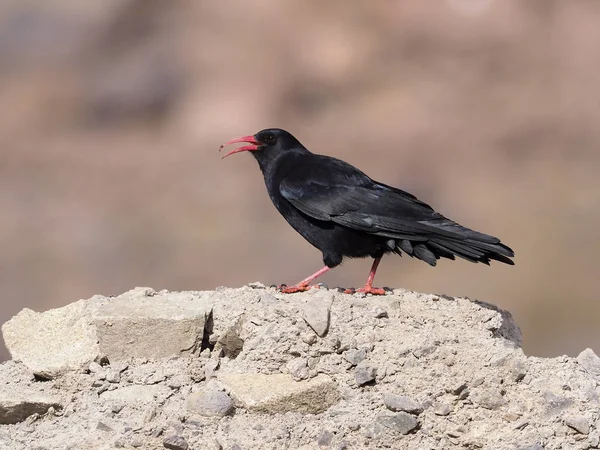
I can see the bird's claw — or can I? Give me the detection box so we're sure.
[278,284,311,294]
[344,286,386,296]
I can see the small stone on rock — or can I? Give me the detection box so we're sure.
[317,430,334,447]
[105,370,121,384]
[186,390,234,417]
[376,412,418,435]
[287,358,310,381]
[303,294,332,337]
[373,308,388,318]
[355,363,376,386]
[163,435,189,450]
[433,403,452,416]
[382,393,423,415]
[88,362,103,373]
[577,348,600,377]
[564,415,590,435]
[343,348,368,366]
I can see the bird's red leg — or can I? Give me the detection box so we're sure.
[279,266,331,293]
[346,257,386,295]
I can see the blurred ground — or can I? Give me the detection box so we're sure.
[1,0,599,360]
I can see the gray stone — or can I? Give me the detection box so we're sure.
[317,430,334,447]
[186,390,234,417]
[343,348,368,366]
[355,363,376,386]
[382,393,423,415]
[376,412,419,435]
[303,292,333,337]
[542,391,573,415]
[216,319,244,358]
[205,359,220,379]
[219,373,339,414]
[88,362,103,374]
[163,435,189,450]
[1,287,212,378]
[577,348,600,377]
[0,386,62,424]
[472,390,505,410]
[433,403,452,416]
[373,307,388,318]
[287,358,310,381]
[105,370,121,384]
[564,415,590,434]
[515,445,545,450]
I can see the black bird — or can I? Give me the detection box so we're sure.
[220,128,514,294]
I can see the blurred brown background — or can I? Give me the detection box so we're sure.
[1,0,599,360]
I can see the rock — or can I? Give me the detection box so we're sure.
[317,430,334,447]
[163,435,189,450]
[88,362,104,374]
[542,391,573,415]
[472,390,506,410]
[0,387,62,424]
[515,445,545,450]
[433,403,452,416]
[376,412,419,435]
[373,308,388,318]
[186,390,234,417]
[287,358,310,381]
[105,370,121,384]
[100,385,171,405]
[215,319,244,358]
[219,373,339,414]
[303,292,333,337]
[564,415,590,434]
[577,348,600,377]
[205,359,220,379]
[382,393,423,415]
[343,348,368,366]
[354,363,376,386]
[1,288,212,378]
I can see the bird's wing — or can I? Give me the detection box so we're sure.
[279,157,496,243]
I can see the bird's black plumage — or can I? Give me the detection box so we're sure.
[221,128,514,292]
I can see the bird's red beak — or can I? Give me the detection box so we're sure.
[219,135,261,159]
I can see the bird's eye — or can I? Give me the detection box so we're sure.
[265,134,276,144]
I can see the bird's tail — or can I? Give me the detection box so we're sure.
[395,219,515,267]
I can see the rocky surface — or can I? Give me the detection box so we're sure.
[1,285,600,449]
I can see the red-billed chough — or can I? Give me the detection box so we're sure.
[220,128,514,295]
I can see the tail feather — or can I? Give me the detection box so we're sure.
[396,223,515,267]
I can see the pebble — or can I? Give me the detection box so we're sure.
[111,403,125,414]
[88,362,104,374]
[373,307,388,318]
[317,430,334,447]
[205,359,220,379]
[433,403,452,416]
[376,412,418,435]
[287,358,310,381]
[163,435,189,450]
[343,348,368,366]
[186,390,234,417]
[577,348,600,377]
[564,415,590,435]
[106,370,121,384]
[474,391,505,410]
[355,364,377,386]
[303,294,332,337]
[382,393,424,415]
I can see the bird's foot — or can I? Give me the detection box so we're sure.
[344,285,386,296]
[278,283,312,294]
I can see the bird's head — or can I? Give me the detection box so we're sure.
[219,128,304,162]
